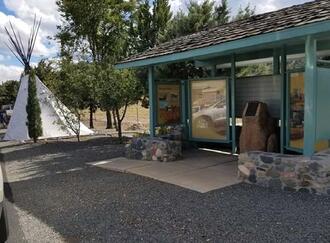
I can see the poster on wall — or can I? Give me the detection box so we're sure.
[191,79,228,140]
[157,84,180,125]
[289,72,304,150]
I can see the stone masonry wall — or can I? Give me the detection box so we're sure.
[238,149,330,196]
[125,137,182,162]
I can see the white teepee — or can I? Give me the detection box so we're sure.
[3,17,94,141]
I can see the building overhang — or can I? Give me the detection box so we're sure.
[115,20,330,69]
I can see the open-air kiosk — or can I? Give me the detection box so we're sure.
[117,1,330,158]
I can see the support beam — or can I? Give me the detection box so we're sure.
[231,55,236,154]
[180,80,188,140]
[273,49,280,75]
[304,36,318,156]
[280,47,287,154]
[148,66,156,137]
[210,65,217,77]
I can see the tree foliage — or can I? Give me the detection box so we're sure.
[0,80,19,107]
[26,69,43,143]
[214,0,230,25]
[56,0,136,129]
[56,0,134,62]
[234,4,256,21]
[97,65,143,140]
[134,0,172,52]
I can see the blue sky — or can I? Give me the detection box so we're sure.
[0,0,311,82]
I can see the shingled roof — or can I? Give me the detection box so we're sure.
[119,0,330,65]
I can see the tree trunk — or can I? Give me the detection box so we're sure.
[112,109,117,131]
[115,108,122,142]
[89,104,94,129]
[106,109,112,129]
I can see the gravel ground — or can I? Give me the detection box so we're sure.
[1,137,330,242]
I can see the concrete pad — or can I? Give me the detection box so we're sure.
[88,158,153,172]
[164,163,239,193]
[90,151,240,193]
[128,162,198,179]
[177,155,235,169]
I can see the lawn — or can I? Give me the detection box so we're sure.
[81,103,149,135]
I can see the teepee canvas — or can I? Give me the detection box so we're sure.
[3,18,93,141]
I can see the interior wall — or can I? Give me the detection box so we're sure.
[235,75,281,119]
[316,67,330,147]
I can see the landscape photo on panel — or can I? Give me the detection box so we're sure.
[191,79,228,140]
[157,84,181,125]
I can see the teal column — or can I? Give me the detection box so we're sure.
[180,80,188,140]
[210,65,217,77]
[273,49,280,75]
[280,47,287,154]
[304,36,318,156]
[231,55,236,154]
[148,66,156,137]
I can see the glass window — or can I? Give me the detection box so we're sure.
[191,79,228,140]
[288,72,304,150]
[157,84,181,125]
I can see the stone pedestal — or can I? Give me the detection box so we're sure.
[238,149,330,196]
[125,137,182,162]
[240,102,277,153]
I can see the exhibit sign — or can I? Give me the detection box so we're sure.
[190,79,228,141]
[288,72,305,150]
[157,84,181,125]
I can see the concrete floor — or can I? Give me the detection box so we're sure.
[89,150,239,193]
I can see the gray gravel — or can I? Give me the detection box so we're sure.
[2,137,330,242]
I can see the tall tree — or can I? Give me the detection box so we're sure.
[0,80,19,107]
[97,65,143,140]
[166,0,215,39]
[26,69,43,143]
[35,59,58,89]
[135,0,153,52]
[214,0,230,25]
[56,0,134,128]
[135,0,172,51]
[152,0,172,45]
[234,4,256,21]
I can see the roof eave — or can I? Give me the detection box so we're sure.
[115,20,330,69]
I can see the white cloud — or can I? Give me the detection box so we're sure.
[0,0,60,68]
[254,0,279,14]
[0,64,22,83]
[170,0,310,15]
[3,0,60,36]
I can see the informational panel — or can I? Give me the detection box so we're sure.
[157,84,180,125]
[190,79,228,141]
[236,75,281,118]
[317,68,330,142]
[288,72,305,150]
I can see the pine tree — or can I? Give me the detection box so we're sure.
[152,0,172,45]
[26,69,43,143]
[214,0,230,25]
[136,0,153,52]
[135,0,172,51]
[234,4,256,21]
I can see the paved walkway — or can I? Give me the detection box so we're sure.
[89,150,239,193]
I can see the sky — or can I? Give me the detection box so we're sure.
[0,0,311,83]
